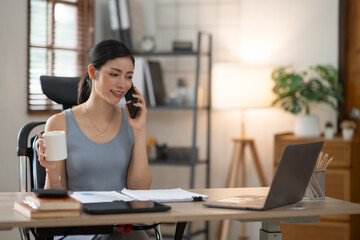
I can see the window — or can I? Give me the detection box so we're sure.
[27,0,94,113]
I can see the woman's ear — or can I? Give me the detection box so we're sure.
[88,64,96,80]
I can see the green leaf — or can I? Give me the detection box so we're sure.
[280,96,303,114]
[300,79,324,101]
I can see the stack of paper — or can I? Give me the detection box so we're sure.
[71,191,133,203]
[70,188,208,203]
[121,188,209,202]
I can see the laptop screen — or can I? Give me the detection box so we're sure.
[264,141,323,210]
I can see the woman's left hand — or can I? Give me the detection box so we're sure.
[125,86,147,132]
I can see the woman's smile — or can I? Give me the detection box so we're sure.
[110,89,124,98]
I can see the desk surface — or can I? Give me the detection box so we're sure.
[1,187,360,230]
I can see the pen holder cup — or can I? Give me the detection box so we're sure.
[304,170,326,200]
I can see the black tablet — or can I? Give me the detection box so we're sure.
[82,201,171,214]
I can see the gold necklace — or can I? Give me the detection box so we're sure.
[85,103,115,137]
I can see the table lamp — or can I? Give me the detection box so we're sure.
[212,63,274,240]
[212,63,274,138]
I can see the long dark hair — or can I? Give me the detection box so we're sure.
[77,39,135,104]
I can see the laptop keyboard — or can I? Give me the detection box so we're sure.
[217,196,266,209]
[234,198,266,208]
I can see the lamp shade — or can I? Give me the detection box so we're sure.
[212,63,274,110]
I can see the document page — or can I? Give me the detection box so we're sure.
[121,188,209,202]
[70,191,134,203]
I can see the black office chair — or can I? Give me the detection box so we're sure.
[17,76,162,240]
[40,75,80,110]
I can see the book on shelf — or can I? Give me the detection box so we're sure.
[14,201,80,219]
[132,57,146,97]
[147,60,166,106]
[143,60,156,106]
[143,60,167,107]
[118,57,148,106]
[24,195,81,210]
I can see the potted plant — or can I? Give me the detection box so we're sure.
[340,120,356,140]
[324,121,335,139]
[271,64,344,137]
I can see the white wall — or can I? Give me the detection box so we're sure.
[0,0,338,239]
[0,1,48,239]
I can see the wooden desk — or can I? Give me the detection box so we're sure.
[1,188,360,240]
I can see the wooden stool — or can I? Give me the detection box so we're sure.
[217,137,267,240]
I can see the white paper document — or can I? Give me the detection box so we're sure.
[121,188,209,202]
[70,191,134,203]
[71,189,208,203]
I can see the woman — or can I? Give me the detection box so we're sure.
[37,39,152,239]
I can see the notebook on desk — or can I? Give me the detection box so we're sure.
[203,141,323,211]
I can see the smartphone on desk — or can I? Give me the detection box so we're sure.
[34,189,69,198]
[125,84,140,119]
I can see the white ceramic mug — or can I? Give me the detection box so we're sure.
[35,131,67,161]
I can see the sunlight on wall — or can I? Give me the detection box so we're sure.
[236,0,338,67]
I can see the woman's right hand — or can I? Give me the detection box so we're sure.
[37,133,57,171]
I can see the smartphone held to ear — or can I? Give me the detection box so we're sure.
[125,84,140,119]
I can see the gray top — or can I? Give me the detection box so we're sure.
[64,107,134,191]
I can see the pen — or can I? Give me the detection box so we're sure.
[192,196,203,201]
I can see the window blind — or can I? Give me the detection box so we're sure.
[27,0,93,113]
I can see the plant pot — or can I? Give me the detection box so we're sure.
[342,128,354,140]
[324,127,335,139]
[294,114,321,137]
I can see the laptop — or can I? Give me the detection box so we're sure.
[203,141,323,211]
